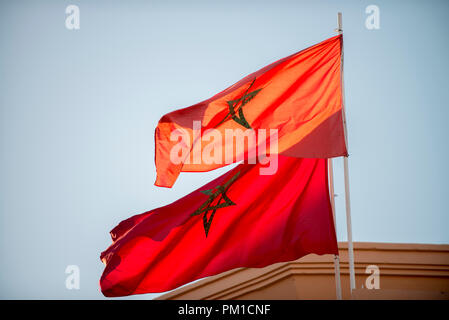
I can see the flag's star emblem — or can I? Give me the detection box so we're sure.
[191,171,241,237]
[217,78,261,129]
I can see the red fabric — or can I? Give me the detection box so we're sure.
[155,35,347,187]
[100,156,338,297]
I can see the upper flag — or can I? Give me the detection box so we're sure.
[100,156,338,297]
[155,35,347,188]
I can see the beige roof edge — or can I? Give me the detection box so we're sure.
[337,241,449,251]
[155,241,449,300]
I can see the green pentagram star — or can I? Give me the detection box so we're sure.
[216,78,262,129]
[191,171,241,237]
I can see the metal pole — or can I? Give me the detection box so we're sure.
[328,159,342,300]
[337,12,356,294]
[344,157,356,292]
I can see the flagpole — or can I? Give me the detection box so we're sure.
[328,158,342,300]
[337,12,356,294]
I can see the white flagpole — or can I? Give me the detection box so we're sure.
[337,12,356,294]
[328,158,342,300]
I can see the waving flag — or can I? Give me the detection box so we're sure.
[155,35,347,188]
[100,156,338,297]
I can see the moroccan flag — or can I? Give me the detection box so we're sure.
[100,156,338,297]
[155,35,347,188]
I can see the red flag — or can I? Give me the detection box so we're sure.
[155,35,347,187]
[100,156,338,297]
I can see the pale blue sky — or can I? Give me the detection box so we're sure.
[1,0,448,299]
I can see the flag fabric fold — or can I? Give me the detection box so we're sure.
[100,156,338,297]
[155,35,347,188]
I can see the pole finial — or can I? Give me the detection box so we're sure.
[335,12,343,34]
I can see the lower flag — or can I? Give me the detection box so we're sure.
[100,156,338,297]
